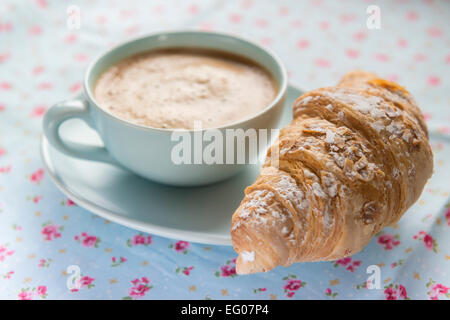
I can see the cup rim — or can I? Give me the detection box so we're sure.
[83,29,288,133]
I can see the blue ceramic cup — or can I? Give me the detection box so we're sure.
[43,31,287,186]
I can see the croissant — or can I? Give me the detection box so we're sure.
[231,71,433,274]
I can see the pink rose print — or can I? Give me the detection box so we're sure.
[176,266,194,276]
[340,13,356,24]
[427,27,443,38]
[291,19,302,28]
[314,58,330,68]
[18,286,48,300]
[279,6,289,16]
[74,53,88,62]
[36,286,47,297]
[413,231,438,253]
[333,257,361,272]
[61,198,76,206]
[325,288,338,298]
[123,277,153,300]
[29,25,42,35]
[384,284,409,300]
[390,259,404,268]
[430,284,449,300]
[0,52,10,63]
[182,267,193,276]
[0,165,11,174]
[260,37,272,46]
[355,280,369,290]
[127,233,152,247]
[386,74,399,82]
[125,25,139,36]
[375,53,389,62]
[229,13,242,24]
[71,275,95,292]
[215,259,237,278]
[426,279,450,300]
[427,76,441,87]
[221,265,236,277]
[80,276,95,288]
[397,38,408,48]
[0,82,12,90]
[397,285,407,299]
[283,274,306,298]
[30,168,44,183]
[32,65,44,75]
[18,290,34,300]
[74,232,101,248]
[377,233,400,250]
[335,257,351,266]
[384,287,396,300]
[445,206,450,226]
[2,270,14,279]
[406,10,418,21]
[439,126,450,134]
[285,280,302,291]
[0,243,14,262]
[353,31,367,42]
[0,22,13,33]
[65,34,77,44]
[0,147,5,157]
[253,287,267,294]
[297,39,310,49]
[423,235,433,249]
[111,256,127,267]
[84,236,97,247]
[38,258,51,268]
[346,48,359,59]
[319,21,329,30]
[345,260,361,272]
[27,195,43,204]
[30,105,46,117]
[169,240,190,254]
[414,53,427,62]
[199,22,213,31]
[41,222,63,241]
[187,4,199,15]
[175,240,189,252]
[69,82,82,93]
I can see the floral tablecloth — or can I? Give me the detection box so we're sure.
[0,0,449,300]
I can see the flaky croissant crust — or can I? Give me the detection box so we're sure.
[231,71,433,274]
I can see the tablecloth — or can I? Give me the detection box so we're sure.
[0,0,449,300]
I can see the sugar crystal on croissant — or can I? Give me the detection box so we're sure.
[231,71,433,274]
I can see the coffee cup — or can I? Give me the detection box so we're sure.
[43,31,287,186]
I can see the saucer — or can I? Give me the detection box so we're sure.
[40,85,303,246]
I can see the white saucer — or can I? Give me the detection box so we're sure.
[40,85,303,246]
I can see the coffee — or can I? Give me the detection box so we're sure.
[94,48,278,130]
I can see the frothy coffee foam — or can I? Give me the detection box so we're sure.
[94,48,277,129]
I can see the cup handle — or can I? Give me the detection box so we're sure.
[43,97,118,166]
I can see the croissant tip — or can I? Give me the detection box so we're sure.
[235,251,277,275]
[235,252,256,275]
